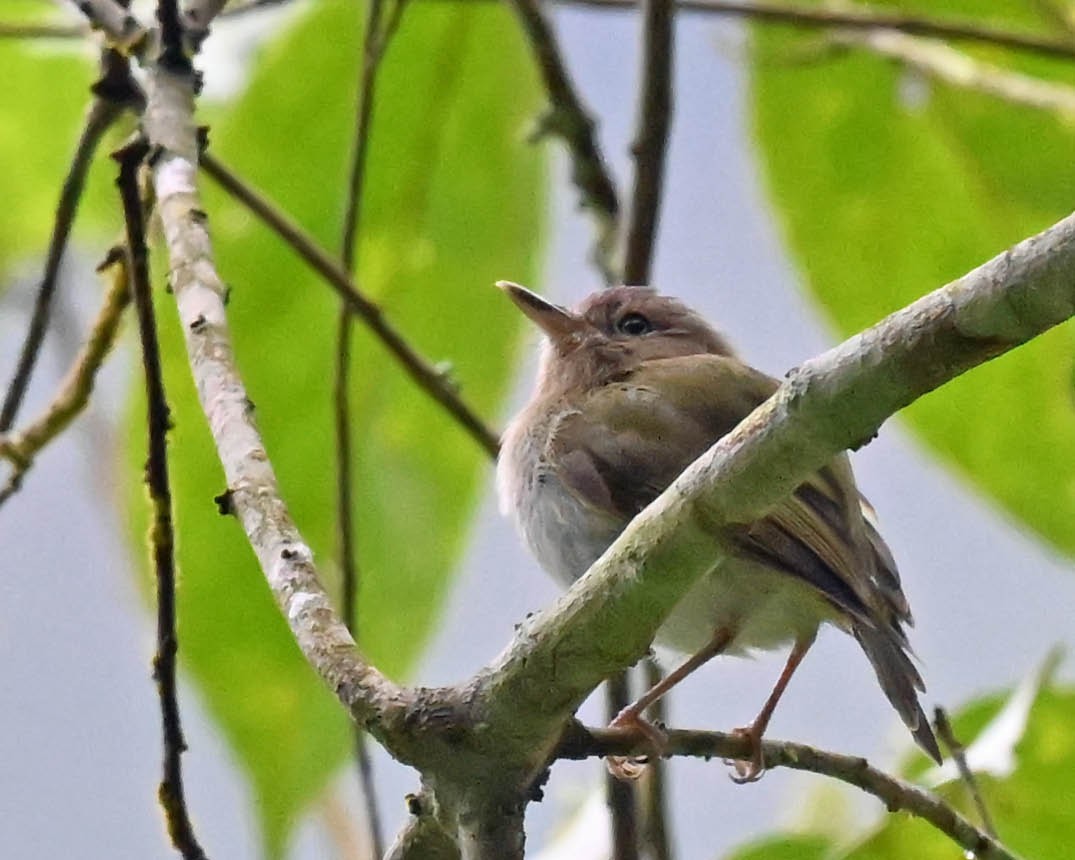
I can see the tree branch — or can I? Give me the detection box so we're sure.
[935,706,998,839]
[333,0,408,853]
[504,0,621,282]
[621,0,674,285]
[115,136,208,860]
[559,724,1022,860]
[0,248,129,505]
[563,0,1075,62]
[835,28,1075,116]
[67,0,146,52]
[198,152,501,458]
[0,49,135,433]
[140,59,412,737]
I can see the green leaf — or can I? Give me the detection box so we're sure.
[749,1,1075,558]
[124,1,544,853]
[724,834,833,860]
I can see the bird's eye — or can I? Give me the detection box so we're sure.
[616,312,652,336]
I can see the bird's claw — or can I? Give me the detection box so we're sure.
[606,709,668,781]
[725,725,766,784]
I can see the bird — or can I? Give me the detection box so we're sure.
[495,281,942,781]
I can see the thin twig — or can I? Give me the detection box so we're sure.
[0,248,130,506]
[621,0,674,285]
[0,22,86,38]
[67,0,145,51]
[640,658,672,860]
[0,49,136,433]
[333,0,408,855]
[835,28,1075,116]
[560,725,1022,860]
[934,707,998,839]
[559,0,1075,61]
[199,152,501,457]
[504,0,620,282]
[115,138,208,860]
[605,672,639,860]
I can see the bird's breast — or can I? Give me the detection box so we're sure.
[498,409,623,587]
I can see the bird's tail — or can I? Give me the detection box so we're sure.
[854,624,942,763]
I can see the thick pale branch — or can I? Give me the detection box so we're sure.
[140,62,410,733]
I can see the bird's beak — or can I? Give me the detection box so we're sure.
[496,281,586,340]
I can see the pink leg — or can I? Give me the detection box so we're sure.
[607,628,735,780]
[728,634,816,784]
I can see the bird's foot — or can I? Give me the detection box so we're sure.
[725,725,766,784]
[606,708,668,781]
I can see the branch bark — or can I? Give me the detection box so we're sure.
[560,724,1023,860]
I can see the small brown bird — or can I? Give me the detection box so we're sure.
[496,282,941,781]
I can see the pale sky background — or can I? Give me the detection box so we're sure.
[3,4,1074,859]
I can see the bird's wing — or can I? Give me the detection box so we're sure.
[548,354,903,627]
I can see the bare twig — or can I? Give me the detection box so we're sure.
[934,706,998,839]
[561,0,1075,61]
[0,22,86,38]
[0,49,136,434]
[640,658,672,860]
[333,0,408,855]
[67,0,145,51]
[621,0,674,285]
[835,28,1075,116]
[605,672,639,860]
[115,137,208,860]
[504,0,620,282]
[0,249,129,506]
[199,153,501,457]
[559,725,1021,860]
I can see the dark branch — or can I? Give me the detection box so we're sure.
[115,138,208,860]
[564,0,1075,61]
[560,724,1022,860]
[0,49,134,432]
[199,152,501,457]
[504,0,621,282]
[605,673,639,860]
[621,0,674,285]
[935,706,998,839]
[333,0,409,855]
